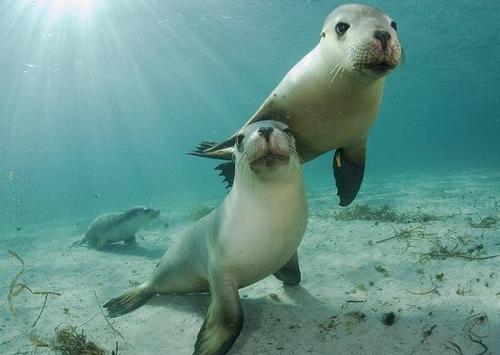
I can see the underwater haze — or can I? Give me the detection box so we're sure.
[1,1,500,354]
[1,0,498,228]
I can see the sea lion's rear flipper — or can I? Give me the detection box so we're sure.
[70,239,84,247]
[215,162,235,189]
[333,141,366,207]
[274,251,301,285]
[194,277,243,355]
[189,141,236,188]
[189,139,235,161]
[103,285,153,318]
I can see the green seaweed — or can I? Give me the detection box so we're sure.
[318,315,340,333]
[335,204,444,224]
[466,201,498,229]
[344,311,366,333]
[374,265,389,277]
[466,216,497,229]
[419,242,499,262]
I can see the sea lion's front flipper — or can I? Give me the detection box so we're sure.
[194,277,243,355]
[274,251,301,285]
[333,140,366,207]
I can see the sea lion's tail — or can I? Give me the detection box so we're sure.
[103,284,154,318]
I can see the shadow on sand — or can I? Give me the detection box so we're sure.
[141,284,330,353]
[97,243,165,259]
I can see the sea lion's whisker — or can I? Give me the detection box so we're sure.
[330,62,344,82]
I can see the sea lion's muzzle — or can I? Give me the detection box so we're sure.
[251,153,290,168]
[258,126,273,141]
[248,126,292,169]
[374,30,391,52]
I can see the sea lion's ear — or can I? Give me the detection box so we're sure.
[320,31,326,38]
[333,140,366,206]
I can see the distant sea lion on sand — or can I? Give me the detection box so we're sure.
[73,206,160,249]
[104,121,308,355]
[191,3,402,207]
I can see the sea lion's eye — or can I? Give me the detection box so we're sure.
[335,22,350,35]
[390,21,397,32]
[235,135,244,150]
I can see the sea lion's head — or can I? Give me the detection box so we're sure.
[125,206,160,221]
[321,4,402,79]
[233,120,301,180]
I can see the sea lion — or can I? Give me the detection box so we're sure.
[191,3,402,207]
[104,121,307,355]
[73,206,160,249]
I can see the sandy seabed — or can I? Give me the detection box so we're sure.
[1,170,499,355]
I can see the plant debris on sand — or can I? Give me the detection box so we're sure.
[335,204,445,223]
[52,326,107,355]
[419,242,499,262]
[466,200,498,229]
[376,226,435,247]
[7,249,61,326]
[466,216,497,229]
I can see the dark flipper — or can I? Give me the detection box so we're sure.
[274,251,301,285]
[333,141,366,207]
[188,141,236,189]
[215,162,235,189]
[194,277,243,355]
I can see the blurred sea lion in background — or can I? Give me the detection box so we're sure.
[73,206,160,249]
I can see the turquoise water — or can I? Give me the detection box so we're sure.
[1,1,499,228]
[1,2,500,354]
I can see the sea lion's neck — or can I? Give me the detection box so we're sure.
[231,165,305,203]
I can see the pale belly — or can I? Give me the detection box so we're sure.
[282,91,381,161]
[214,192,308,288]
[294,111,374,161]
[261,54,384,162]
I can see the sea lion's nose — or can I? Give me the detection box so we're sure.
[374,30,391,51]
[258,126,273,141]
